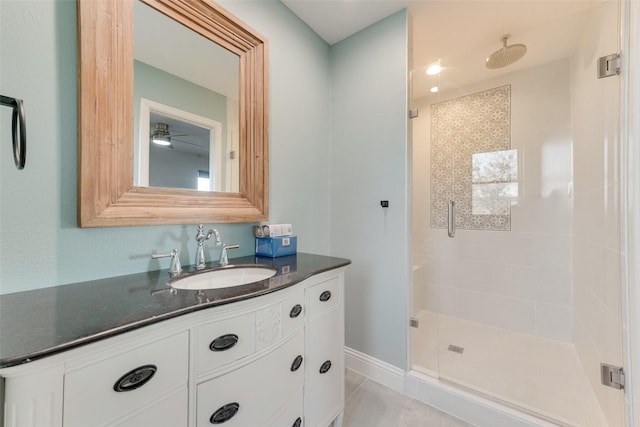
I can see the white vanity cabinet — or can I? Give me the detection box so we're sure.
[0,268,345,427]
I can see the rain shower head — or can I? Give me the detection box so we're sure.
[485,35,527,69]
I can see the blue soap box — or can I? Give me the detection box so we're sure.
[255,236,297,257]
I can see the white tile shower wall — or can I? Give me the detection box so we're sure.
[570,2,624,426]
[415,58,574,341]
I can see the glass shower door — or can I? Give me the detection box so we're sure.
[410,1,626,425]
[409,80,442,376]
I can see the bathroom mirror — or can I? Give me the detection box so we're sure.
[77,0,268,227]
[133,0,239,193]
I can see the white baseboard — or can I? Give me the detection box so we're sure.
[344,346,405,393]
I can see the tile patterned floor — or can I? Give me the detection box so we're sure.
[343,369,472,427]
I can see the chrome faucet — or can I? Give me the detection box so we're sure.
[195,224,221,269]
[152,249,182,277]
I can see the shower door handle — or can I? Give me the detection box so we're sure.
[448,199,455,238]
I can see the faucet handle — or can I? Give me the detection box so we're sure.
[219,244,239,266]
[152,249,182,276]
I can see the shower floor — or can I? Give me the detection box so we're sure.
[411,310,607,427]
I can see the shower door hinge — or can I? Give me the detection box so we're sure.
[597,53,620,78]
[601,363,625,390]
[409,109,419,119]
[409,317,419,328]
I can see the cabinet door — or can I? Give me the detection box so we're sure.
[196,330,304,426]
[64,332,188,427]
[305,309,344,427]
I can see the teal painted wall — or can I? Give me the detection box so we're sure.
[0,0,332,294]
[0,0,410,372]
[219,1,333,250]
[329,11,410,370]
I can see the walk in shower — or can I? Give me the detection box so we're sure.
[410,1,626,426]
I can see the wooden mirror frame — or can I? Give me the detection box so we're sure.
[77,0,268,227]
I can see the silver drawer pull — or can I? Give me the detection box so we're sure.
[113,364,157,392]
[210,334,239,352]
[319,290,332,302]
[291,355,303,372]
[210,402,240,424]
[289,304,303,318]
[319,360,332,374]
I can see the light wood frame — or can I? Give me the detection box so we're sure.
[77,0,269,227]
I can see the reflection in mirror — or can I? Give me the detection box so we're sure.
[133,0,239,193]
[137,100,223,191]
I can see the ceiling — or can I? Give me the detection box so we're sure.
[282,0,604,98]
[282,0,411,45]
[135,0,605,101]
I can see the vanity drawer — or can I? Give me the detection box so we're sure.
[114,388,187,427]
[306,277,340,319]
[265,386,304,427]
[196,329,304,427]
[195,311,256,375]
[63,331,188,427]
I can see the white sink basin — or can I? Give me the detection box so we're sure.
[169,265,277,290]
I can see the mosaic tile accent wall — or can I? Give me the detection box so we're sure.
[430,85,513,231]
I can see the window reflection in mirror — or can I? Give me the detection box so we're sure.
[133,0,240,193]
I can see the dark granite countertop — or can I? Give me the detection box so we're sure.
[0,253,350,369]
